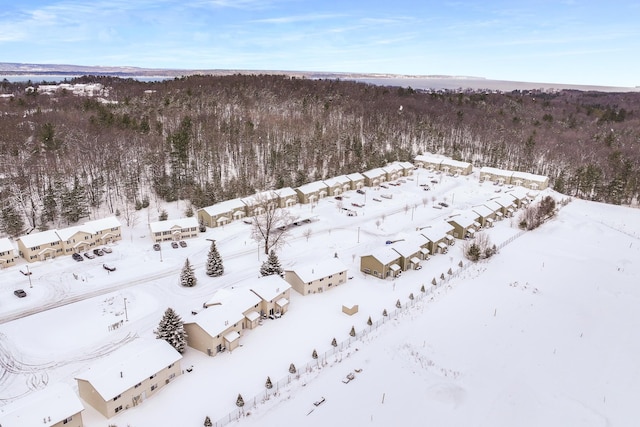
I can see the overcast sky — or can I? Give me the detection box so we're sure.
[2,1,639,87]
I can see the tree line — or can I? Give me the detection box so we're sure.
[0,74,639,237]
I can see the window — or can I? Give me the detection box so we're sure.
[149,374,156,380]
[169,373,176,380]
[62,416,73,424]
[115,405,123,413]
[113,394,121,401]
[151,383,158,391]
[134,382,142,388]
[168,363,174,369]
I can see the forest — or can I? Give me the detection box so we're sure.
[0,74,638,237]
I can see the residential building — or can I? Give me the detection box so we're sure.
[250,275,292,317]
[362,168,387,187]
[0,383,84,427]
[0,237,17,268]
[16,230,63,263]
[322,176,351,196]
[149,217,198,243]
[284,258,348,295]
[381,163,404,182]
[440,158,473,176]
[198,198,246,228]
[360,247,403,279]
[84,217,122,245]
[390,238,429,271]
[242,190,279,216]
[295,181,329,204]
[202,287,263,330]
[479,166,512,185]
[396,161,416,176]
[483,200,507,220]
[414,153,443,170]
[56,226,95,255]
[419,221,455,254]
[471,205,498,228]
[274,187,299,208]
[75,339,182,419]
[185,300,246,356]
[447,211,481,239]
[346,172,366,190]
[511,171,549,190]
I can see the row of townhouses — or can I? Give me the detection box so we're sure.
[360,187,534,279]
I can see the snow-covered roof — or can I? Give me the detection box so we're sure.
[224,331,240,343]
[441,158,471,169]
[241,190,278,207]
[201,198,246,216]
[414,153,444,164]
[274,187,297,198]
[397,161,415,170]
[204,287,261,314]
[74,338,182,401]
[479,166,512,177]
[419,221,454,241]
[390,240,423,258]
[296,180,329,194]
[17,229,61,248]
[472,205,495,218]
[494,196,516,208]
[381,163,403,174]
[0,237,15,253]
[149,217,198,233]
[85,216,121,231]
[0,383,83,427]
[511,171,548,183]
[323,175,350,188]
[345,172,365,181]
[506,187,532,200]
[55,225,93,241]
[483,200,504,212]
[365,247,401,265]
[362,168,386,179]
[187,304,244,338]
[285,258,348,283]
[250,275,291,302]
[447,211,480,228]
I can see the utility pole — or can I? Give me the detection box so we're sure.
[124,297,129,321]
[27,265,33,288]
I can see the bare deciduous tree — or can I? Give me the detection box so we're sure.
[250,193,294,254]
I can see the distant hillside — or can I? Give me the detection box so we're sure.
[0,73,638,237]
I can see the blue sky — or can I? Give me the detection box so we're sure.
[1,0,639,87]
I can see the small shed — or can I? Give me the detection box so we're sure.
[342,303,359,316]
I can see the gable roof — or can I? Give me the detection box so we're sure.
[201,198,246,216]
[323,175,350,187]
[55,225,93,241]
[472,205,495,217]
[296,181,329,194]
[0,383,83,427]
[75,338,182,401]
[447,211,480,228]
[185,304,245,338]
[149,217,198,233]
[285,258,348,283]
[203,287,262,313]
[390,239,424,258]
[365,247,402,265]
[414,153,444,164]
[17,230,61,248]
[420,221,454,242]
[346,172,365,182]
[85,216,121,231]
[250,275,291,302]
[362,168,386,179]
[0,237,15,253]
[274,187,297,198]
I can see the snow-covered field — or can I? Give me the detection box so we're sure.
[1,169,639,427]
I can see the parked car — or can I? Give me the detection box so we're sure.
[179,240,187,248]
[431,179,439,184]
[101,246,113,254]
[14,289,27,298]
[356,189,365,194]
[171,241,179,249]
[380,184,389,188]
[153,243,161,251]
[93,248,104,256]
[439,202,449,207]
[84,252,95,259]
[351,202,364,208]
[72,252,84,262]
[372,197,382,202]
[334,196,343,200]
[103,264,116,272]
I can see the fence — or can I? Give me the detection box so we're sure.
[211,228,529,427]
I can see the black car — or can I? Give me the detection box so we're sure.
[14,289,27,298]
[171,241,179,249]
[439,202,449,207]
[93,248,104,256]
[356,189,365,194]
[72,252,84,262]
[103,263,116,272]
[179,240,187,248]
[153,243,161,251]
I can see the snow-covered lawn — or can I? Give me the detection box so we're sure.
[1,170,639,427]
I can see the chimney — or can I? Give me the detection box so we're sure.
[120,371,123,378]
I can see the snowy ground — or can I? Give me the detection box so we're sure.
[1,169,639,427]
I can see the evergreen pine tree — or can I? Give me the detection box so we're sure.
[260,250,283,276]
[206,240,224,277]
[154,307,188,353]
[289,363,296,374]
[265,376,273,389]
[396,299,401,308]
[204,416,212,427]
[181,258,197,287]
[236,394,245,407]
[367,316,372,325]
[349,326,356,337]
[331,337,337,347]
[0,205,25,238]
[312,349,318,359]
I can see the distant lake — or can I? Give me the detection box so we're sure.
[0,75,173,83]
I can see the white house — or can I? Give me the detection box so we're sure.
[284,258,348,295]
[149,217,199,243]
[0,383,84,427]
